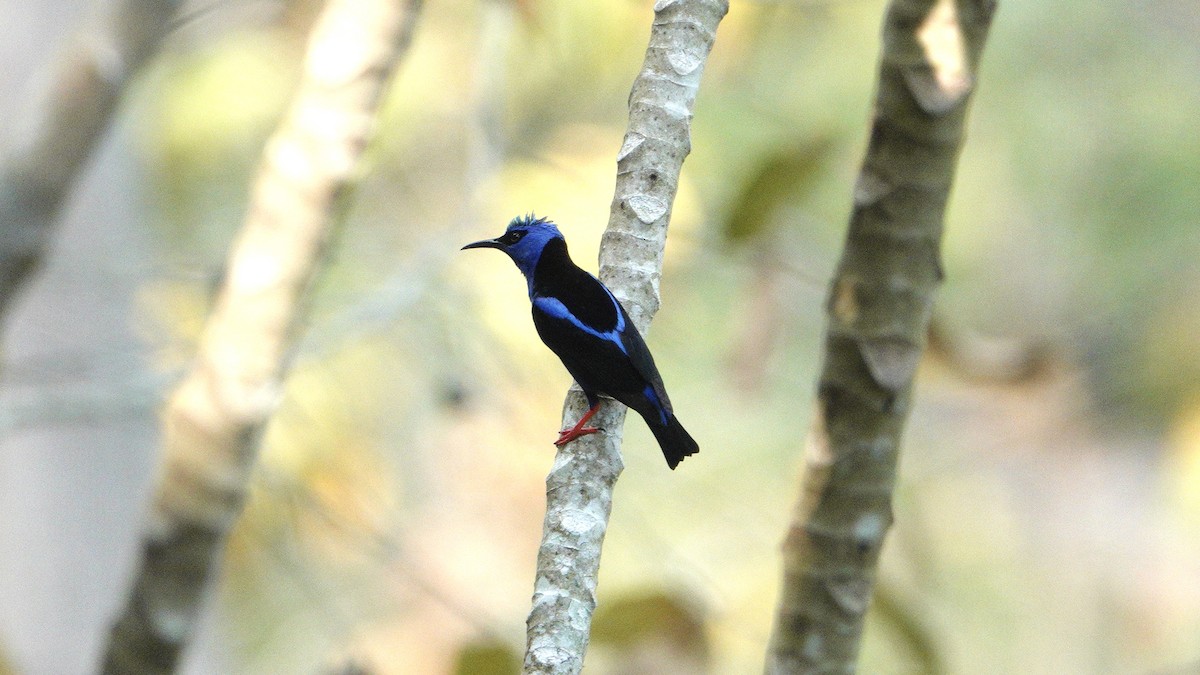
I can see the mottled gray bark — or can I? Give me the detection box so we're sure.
[522,1,728,673]
[765,0,996,672]
[0,0,179,324]
[100,0,423,672]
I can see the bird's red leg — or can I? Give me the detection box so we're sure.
[555,404,601,446]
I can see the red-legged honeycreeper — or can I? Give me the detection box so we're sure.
[462,214,699,470]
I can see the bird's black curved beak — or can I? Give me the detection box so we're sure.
[461,238,503,251]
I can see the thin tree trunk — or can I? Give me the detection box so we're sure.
[0,0,179,324]
[522,1,727,673]
[765,0,996,672]
[100,0,422,672]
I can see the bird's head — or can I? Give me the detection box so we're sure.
[461,214,565,281]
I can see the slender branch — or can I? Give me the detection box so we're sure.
[100,0,423,672]
[522,1,727,673]
[764,0,996,672]
[0,0,180,324]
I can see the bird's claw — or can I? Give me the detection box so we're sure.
[554,426,600,446]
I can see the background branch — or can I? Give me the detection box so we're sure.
[0,0,179,324]
[100,0,422,671]
[765,0,996,671]
[522,1,728,673]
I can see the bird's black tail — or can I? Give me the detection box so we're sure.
[650,414,699,470]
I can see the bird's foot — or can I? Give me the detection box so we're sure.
[553,403,602,446]
[554,425,600,446]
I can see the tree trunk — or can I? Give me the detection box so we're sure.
[100,0,423,671]
[765,0,997,672]
[0,0,178,323]
[521,1,728,673]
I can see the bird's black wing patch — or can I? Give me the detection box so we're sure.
[532,239,619,332]
[532,296,646,402]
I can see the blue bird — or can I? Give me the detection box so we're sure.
[462,215,699,470]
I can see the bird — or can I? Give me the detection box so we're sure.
[462,214,699,470]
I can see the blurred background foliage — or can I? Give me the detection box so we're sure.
[2,0,1200,672]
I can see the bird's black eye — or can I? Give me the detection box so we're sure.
[499,230,527,246]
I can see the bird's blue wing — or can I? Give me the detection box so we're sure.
[532,289,673,425]
[532,295,627,353]
[532,295,632,404]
